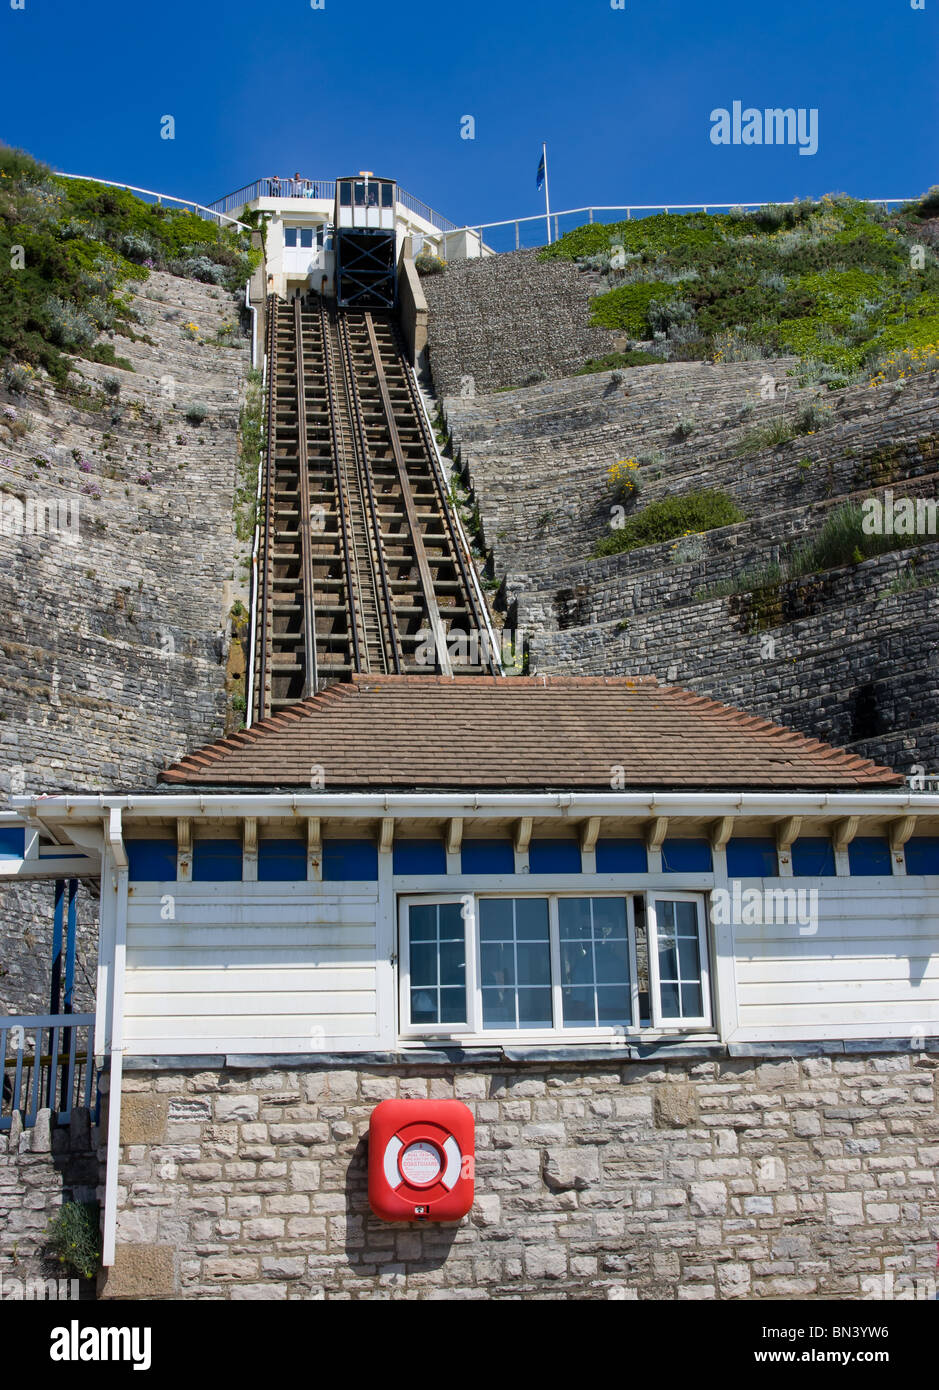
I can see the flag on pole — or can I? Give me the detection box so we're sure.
[536,151,546,190]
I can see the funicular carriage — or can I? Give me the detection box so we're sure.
[333,173,398,309]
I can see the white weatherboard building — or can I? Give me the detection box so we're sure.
[3,673,938,1274]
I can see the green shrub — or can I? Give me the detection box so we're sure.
[590,280,680,335]
[185,401,209,424]
[415,252,446,276]
[593,489,744,557]
[46,1201,101,1280]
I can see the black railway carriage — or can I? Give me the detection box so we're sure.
[334,173,398,309]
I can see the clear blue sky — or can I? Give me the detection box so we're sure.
[1,0,936,226]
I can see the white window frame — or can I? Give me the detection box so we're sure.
[398,894,478,1037]
[646,891,712,1030]
[398,891,711,1042]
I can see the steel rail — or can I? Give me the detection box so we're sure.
[318,299,364,675]
[336,309,400,674]
[363,313,453,676]
[256,296,278,721]
[390,319,502,677]
[292,297,319,696]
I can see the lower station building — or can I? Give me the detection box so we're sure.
[4,675,938,1298]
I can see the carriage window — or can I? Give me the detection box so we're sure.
[299,228,313,249]
[339,182,352,206]
[284,227,297,248]
[366,183,379,207]
[354,181,366,207]
[381,182,394,208]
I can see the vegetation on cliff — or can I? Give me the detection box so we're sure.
[541,192,939,385]
[0,144,260,385]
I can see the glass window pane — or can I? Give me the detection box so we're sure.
[480,942,514,988]
[409,905,436,942]
[381,182,394,207]
[678,934,701,980]
[439,988,466,1024]
[558,897,591,939]
[284,227,297,247]
[594,938,630,984]
[516,941,551,987]
[479,898,513,940]
[596,985,631,1024]
[515,897,549,939]
[437,902,464,938]
[592,897,627,937]
[409,943,437,987]
[300,227,313,248]
[562,986,595,1025]
[657,937,678,981]
[658,900,676,931]
[481,988,515,1028]
[517,988,552,1028]
[659,981,681,1018]
[339,182,351,206]
[673,901,699,935]
[681,981,703,1017]
[560,938,593,986]
[438,941,465,988]
[354,181,365,206]
[410,987,437,1023]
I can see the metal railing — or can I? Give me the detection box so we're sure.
[206,178,459,232]
[450,198,917,254]
[56,172,251,231]
[1,1014,97,1130]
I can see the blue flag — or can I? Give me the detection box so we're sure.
[536,152,545,190]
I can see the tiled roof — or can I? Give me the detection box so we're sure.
[158,676,902,791]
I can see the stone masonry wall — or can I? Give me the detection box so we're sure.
[0,269,252,1012]
[423,249,615,396]
[0,1106,102,1296]
[100,1053,939,1301]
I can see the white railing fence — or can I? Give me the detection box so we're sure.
[451,198,917,255]
[56,172,251,231]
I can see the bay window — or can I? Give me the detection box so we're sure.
[399,892,712,1038]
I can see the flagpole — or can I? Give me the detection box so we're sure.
[542,141,552,244]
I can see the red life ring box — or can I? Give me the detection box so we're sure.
[368,1099,475,1222]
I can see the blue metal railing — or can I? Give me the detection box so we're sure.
[1,1015,97,1130]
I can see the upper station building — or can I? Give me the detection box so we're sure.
[207,173,487,301]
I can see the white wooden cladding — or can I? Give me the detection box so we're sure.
[123,885,383,1054]
[120,874,939,1055]
[732,879,939,1040]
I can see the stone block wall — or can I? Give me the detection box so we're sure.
[0,268,253,1012]
[100,1052,939,1301]
[423,249,615,396]
[0,1107,101,1296]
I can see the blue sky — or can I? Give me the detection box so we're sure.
[1,0,936,230]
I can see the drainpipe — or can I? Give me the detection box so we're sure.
[101,809,129,1267]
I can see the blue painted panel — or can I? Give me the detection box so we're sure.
[662,838,712,873]
[905,836,939,875]
[528,839,582,874]
[595,838,648,874]
[0,826,26,859]
[726,837,777,878]
[792,837,836,877]
[258,839,306,882]
[127,839,177,882]
[192,839,242,882]
[323,839,378,881]
[848,836,892,877]
[393,839,447,875]
[461,840,515,875]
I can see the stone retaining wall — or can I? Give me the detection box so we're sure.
[100,1052,939,1301]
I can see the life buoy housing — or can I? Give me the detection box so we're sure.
[368,1099,475,1222]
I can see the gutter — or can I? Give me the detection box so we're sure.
[13,789,939,823]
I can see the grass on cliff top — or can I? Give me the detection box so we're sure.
[593,489,744,558]
[0,143,261,385]
[540,192,939,376]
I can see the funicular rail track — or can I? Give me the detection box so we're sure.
[255,294,498,719]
